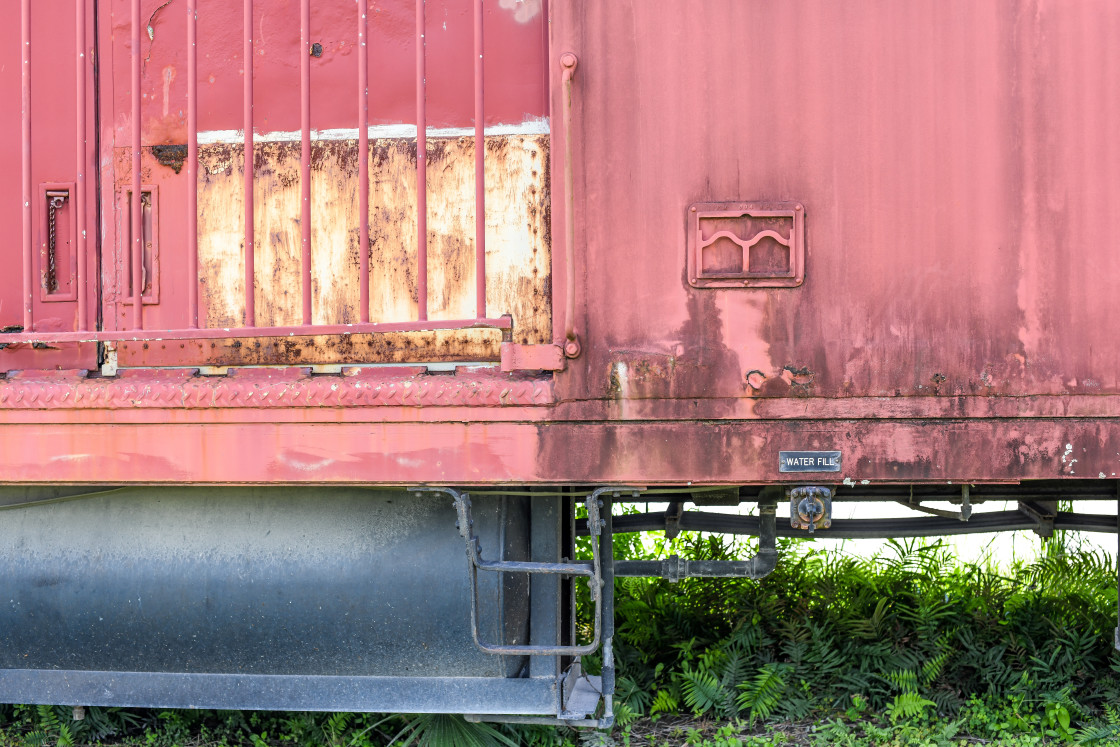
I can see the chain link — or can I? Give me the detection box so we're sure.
[46,192,68,294]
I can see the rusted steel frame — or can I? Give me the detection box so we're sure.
[415,0,428,321]
[20,0,32,331]
[243,0,255,327]
[473,0,485,319]
[559,53,578,356]
[187,0,199,328]
[131,0,143,329]
[300,0,313,325]
[0,317,512,345]
[358,0,370,324]
[74,0,87,330]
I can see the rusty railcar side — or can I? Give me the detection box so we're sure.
[0,0,1117,725]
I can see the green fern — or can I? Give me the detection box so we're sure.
[735,663,789,724]
[649,688,679,716]
[679,666,724,717]
[885,692,936,722]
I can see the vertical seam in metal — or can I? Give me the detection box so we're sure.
[300,0,313,325]
[21,0,32,331]
[187,0,198,328]
[358,0,370,324]
[75,0,87,331]
[415,0,428,322]
[474,0,485,320]
[243,0,255,327]
[130,0,143,329]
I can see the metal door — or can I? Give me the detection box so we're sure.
[0,1,98,370]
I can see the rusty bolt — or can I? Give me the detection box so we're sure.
[560,52,578,70]
[564,338,582,358]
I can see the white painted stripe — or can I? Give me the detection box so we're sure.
[196,118,549,145]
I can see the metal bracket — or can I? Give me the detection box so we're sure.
[664,500,684,539]
[1018,499,1056,538]
[499,343,565,372]
[412,486,639,657]
[900,484,973,522]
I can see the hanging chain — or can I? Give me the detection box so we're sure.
[46,191,69,294]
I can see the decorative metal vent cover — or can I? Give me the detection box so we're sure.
[687,202,805,288]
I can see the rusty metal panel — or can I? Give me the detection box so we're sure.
[0,418,1117,485]
[551,0,1120,403]
[83,0,551,365]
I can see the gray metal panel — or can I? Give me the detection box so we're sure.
[0,670,558,714]
[529,494,562,681]
[0,487,524,678]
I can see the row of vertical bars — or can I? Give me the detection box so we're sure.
[20,1,489,335]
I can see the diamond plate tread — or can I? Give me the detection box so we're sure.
[0,367,555,409]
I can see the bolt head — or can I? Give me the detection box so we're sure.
[560,52,578,69]
[564,339,581,358]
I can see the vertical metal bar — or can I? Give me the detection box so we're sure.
[1115,482,1120,652]
[243,0,255,327]
[300,0,313,325]
[415,0,428,321]
[131,0,143,329]
[187,0,199,328]
[75,0,87,330]
[20,0,33,331]
[473,0,485,319]
[560,53,578,356]
[599,493,615,723]
[358,0,370,324]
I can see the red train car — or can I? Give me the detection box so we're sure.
[1,0,1118,725]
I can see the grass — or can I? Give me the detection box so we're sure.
[2,526,1119,746]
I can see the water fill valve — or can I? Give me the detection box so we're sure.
[789,486,833,533]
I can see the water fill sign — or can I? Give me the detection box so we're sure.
[779,451,842,473]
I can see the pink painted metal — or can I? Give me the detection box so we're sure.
[474,0,486,319]
[300,0,313,326]
[500,343,565,373]
[0,367,555,410]
[129,0,142,330]
[358,0,371,325]
[559,52,578,357]
[186,0,198,328]
[0,418,1116,486]
[8,0,1120,494]
[243,0,255,327]
[416,0,429,322]
[20,0,32,331]
[74,0,87,331]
